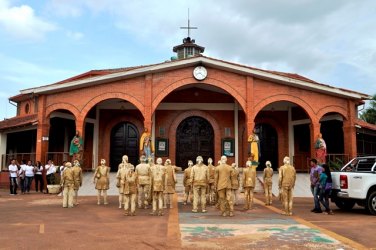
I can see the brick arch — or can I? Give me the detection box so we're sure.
[152,77,247,113]
[254,94,316,123]
[256,117,287,167]
[168,110,221,166]
[78,92,144,121]
[100,116,144,168]
[45,102,80,120]
[317,105,348,121]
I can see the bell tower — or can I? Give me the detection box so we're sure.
[173,11,205,59]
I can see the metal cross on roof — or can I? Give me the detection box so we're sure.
[180,9,197,38]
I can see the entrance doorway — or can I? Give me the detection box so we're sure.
[257,123,278,170]
[176,116,214,169]
[110,122,139,171]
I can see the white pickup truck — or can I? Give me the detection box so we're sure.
[331,156,376,215]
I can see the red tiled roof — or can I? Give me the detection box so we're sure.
[0,114,38,131]
[355,119,376,131]
[10,55,370,101]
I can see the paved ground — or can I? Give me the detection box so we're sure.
[0,172,374,249]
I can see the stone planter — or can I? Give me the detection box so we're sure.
[47,184,62,194]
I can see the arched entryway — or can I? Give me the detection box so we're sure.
[176,116,214,169]
[256,123,278,170]
[110,122,139,171]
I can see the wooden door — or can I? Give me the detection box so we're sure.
[110,122,139,171]
[176,116,214,169]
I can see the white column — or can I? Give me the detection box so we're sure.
[64,127,69,161]
[234,101,239,167]
[92,107,100,170]
[0,133,7,170]
[288,106,294,160]
[152,112,156,160]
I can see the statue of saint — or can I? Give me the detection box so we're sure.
[70,131,83,162]
[314,133,327,165]
[248,129,260,163]
[139,128,154,159]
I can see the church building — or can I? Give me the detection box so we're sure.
[0,33,375,173]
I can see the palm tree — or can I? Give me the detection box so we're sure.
[360,94,376,124]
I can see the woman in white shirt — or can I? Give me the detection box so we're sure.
[45,160,56,189]
[24,160,35,193]
[8,159,19,195]
[34,161,44,193]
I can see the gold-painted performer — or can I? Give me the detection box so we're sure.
[163,159,177,209]
[263,161,273,206]
[135,155,151,209]
[116,155,134,208]
[149,158,166,216]
[61,162,74,208]
[278,156,296,216]
[207,158,216,205]
[215,156,234,217]
[72,160,83,206]
[123,169,138,216]
[183,160,194,205]
[93,159,110,205]
[191,156,209,213]
[243,160,257,210]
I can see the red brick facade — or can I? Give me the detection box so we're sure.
[1,56,369,171]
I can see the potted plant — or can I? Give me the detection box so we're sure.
[47,173,62,194]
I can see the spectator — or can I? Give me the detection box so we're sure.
[45,159,56,187]
[8,159,19,195]
[309,159,323,213]
[34,161,44,193]
[19,160,27,194]
[59,161,67,176]
[319,164,334,215]
[24,160,35,193]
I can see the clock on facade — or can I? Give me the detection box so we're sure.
[193,66,207,80]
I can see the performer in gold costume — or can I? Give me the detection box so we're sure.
[279,156,296,216]
[163,159,177,209]
[263,161,273,206]
[93,159,110,205]
[183,160,194,205]
[72,160,83,206]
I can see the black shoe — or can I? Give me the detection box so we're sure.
[314,210,323,213]
[311,208,317,212]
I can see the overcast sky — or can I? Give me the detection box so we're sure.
[1,0,375,119]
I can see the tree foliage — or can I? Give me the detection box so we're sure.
[360,94,376,124]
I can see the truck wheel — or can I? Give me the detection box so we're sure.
[335,199,355,210]
[366,191,376,215]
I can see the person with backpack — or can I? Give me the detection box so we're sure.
[318,164,334,215]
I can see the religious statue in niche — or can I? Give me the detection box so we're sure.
[314,133,327,165]
[247,128,260,162]
[70,130,83,163]
[139,128,154,160]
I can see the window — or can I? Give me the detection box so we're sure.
[25,103,30,114]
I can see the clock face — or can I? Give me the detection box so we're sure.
[193,66,207,80]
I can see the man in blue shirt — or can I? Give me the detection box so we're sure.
[309,159,323,213]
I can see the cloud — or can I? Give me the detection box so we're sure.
[0,0,56,41]
[3,0,376,97]
[66,31,84,40]
[0,53,77,89]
